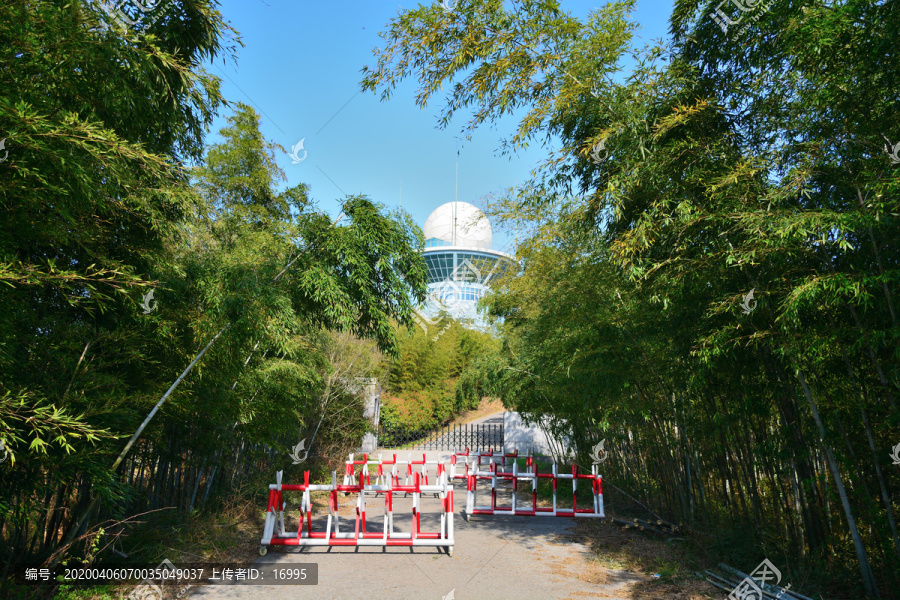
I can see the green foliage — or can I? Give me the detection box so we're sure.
[381,317,499,430]
[1,2,235,576]
[0,3,427,578]
[361,0,637,152]
[364,0,900,596]
[0,391,117,466]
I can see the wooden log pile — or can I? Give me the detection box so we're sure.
[611,516,680,536]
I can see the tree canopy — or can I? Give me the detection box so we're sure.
[0,1,428,579]
[364,1,900,596]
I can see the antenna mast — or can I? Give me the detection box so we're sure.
[453,160,458,246]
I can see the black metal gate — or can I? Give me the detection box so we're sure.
[378,416,504,451]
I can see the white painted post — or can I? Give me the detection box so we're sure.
[448,484,455,543]
[512,460,518,514]
[332,471,340,534]
[552,463,558,516]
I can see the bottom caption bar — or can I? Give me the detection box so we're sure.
[18,563,319,586]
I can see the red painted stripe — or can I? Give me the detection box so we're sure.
[335,485,364,492]
[267,536,458,547]
[329,539,359,546]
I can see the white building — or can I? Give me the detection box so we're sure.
[418,202,514,330]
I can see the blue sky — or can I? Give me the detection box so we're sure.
[203,0,675,249]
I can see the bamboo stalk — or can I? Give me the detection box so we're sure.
[794,367,879,598]
[112,325,228,473]
[188,458,205,513]
[861,407,900,560]
[62,341,91,399]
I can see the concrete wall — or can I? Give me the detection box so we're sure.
[357,378,381,453]
[503,411,570,458]
[503,411,569,458]
[341,377,381,452]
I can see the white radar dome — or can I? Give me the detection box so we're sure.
[422,202,492,250]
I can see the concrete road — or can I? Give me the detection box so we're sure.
[185,451,643,600]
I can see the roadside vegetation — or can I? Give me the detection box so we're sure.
[2,1,898,599]
[379,317,500,433]
[0,2,426,597]
[363,0,900,597]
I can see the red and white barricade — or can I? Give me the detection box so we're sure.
[342,452,448,489]
[448,448,530,490]
[342,451,480,492]
[451,448,520,471]
[259,458,455,556]
[462,450,604,519]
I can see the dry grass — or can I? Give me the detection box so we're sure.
[559,518,719,600]
[45,478,269,600]
[383,394,505,429]
[549,555,613,586]
[447,397,505,426]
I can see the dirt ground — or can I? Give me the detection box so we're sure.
[447,398,506,427]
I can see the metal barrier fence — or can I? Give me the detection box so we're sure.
[459,449,604,519]
[259,449,603,556]
[378,421,504,451]
[259,467,455,555]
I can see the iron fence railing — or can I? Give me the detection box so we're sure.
[378,421,504,451]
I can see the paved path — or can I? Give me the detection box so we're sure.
[186,451,643,600]
[186,518,641,600]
